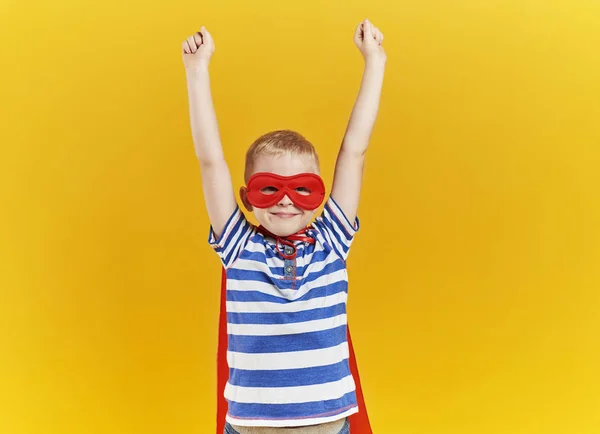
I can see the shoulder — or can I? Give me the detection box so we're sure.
[313,197,360,238]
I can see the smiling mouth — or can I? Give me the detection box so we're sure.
[271,212,299,219]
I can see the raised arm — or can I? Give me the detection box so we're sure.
[182,27,237,238]
[330,19,386,223]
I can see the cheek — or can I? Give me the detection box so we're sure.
[303,210,316,220]
[253,208,267,221]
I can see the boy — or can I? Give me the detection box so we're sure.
[182,19,386,434]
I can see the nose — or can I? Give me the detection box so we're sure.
[277,194,293,206]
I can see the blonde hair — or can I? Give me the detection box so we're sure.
[244,130,320,182]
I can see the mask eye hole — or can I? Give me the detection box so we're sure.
[260,186,278,195]
[295,187,311,196]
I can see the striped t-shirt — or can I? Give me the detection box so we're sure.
[208,197,360,427]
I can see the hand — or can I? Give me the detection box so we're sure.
[182,26,215,69]
[354,19,386,64]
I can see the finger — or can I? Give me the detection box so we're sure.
[193,31,203,47]
[201,26,213,45]
[187,35,197,52]
[182,40,191,54]
[369,22,378,43]
[365,19,373,38]
[353,22,363,44]
[371,25,379,42]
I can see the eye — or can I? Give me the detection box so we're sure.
[260,186,278,195]
[295,187,311,196]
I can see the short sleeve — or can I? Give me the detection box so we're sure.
[208,206,255,268]
[312,196,360,261]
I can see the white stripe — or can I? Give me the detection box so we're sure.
[227,268,348,299]
[232,256,281,273]
[227,342,349,370]
[314,219,344,257]
[226,291,347,313]
[295,243,330,268]
[321,209,351,251]
[228,314,347,336]
[231,253,342,280]
[225,406,358,427]
[236,228,254,258]
[244,238,318,259]
[229,258,272,273]
[244,238,267,253]
[243,235,343,274]
[221,216,248,264]
[224,374,356,404]
[211,208,242,248]
[327,199,357,237]
[294,250,341,274]
[244,238,273,252]
[246,237,323,260]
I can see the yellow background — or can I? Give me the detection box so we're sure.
[1,0,599,432]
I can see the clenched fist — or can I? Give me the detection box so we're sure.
[354,19,386,63]
[182,26,215,69]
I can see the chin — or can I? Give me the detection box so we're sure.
[255,210,313,236]
[269,222,301,237]
[265,217,307,236]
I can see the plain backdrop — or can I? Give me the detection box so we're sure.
[1,0,599,432]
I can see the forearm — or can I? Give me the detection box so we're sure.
[341,58,386,156]
[185,63,224,166]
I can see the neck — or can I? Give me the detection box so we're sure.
[256,225,315,259]
[257,225,312,241]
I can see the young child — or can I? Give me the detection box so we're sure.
[182,19,386,434]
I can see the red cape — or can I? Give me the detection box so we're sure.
[216,267,372,433]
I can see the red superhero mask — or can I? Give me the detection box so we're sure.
[246,172,326,210]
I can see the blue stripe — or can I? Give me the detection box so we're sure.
[295,249,332,275]
[229,360,351,388]
[228,391,357,420]
[208,207,239,246]
[312,220,342,260]
[320,217,350,256]
[227,290,289,304]
[227,260,346,286]
[227,269,282,284]
[223,218,250,266]
[301,260,346,284]
[245,242,314,260]
[226,279,348,304]
[240,248,330,275]
[228,325,347,353]
[241,251,269,263]
[227,303,347,325]
[245,237,315,258]
[328,197,360,234]
[324,202,354,242]
[246,233,265,245]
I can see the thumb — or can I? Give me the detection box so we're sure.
[201,26,212,44]
[365,19,376,44]
[353,22,363,44]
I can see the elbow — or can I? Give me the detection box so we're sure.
[340,147,368,160]
[341,136,370,159]
[198,157,226,172]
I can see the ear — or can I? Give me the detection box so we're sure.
[239,186,253,212]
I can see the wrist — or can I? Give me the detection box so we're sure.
[364,54,386,68]
[186,60,210,75]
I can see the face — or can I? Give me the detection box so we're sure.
[240,152,320,237]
